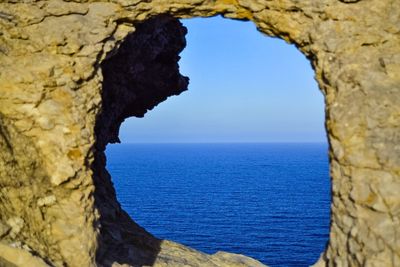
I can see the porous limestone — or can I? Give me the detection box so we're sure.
[0,0,399,266]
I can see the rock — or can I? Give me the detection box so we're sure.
[0,242,49,267]
[37,195,57,207]
[6,218,24,239]
[0,0,399,266]
[339,0,362,3]
[0,222,10,239]
[211,251,267,266]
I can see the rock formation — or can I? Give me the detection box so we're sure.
[0,0,399,266]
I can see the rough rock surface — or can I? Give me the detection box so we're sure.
[0,0,399,266]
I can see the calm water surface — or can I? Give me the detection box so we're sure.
[106,143,331,266]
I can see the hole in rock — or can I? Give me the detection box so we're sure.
[105,17,331,266]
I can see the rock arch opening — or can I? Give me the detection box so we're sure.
[101,16,330,266]
[0,1,398,266]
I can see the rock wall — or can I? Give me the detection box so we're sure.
[0,0,399,266]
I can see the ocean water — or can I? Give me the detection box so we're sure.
[106,143,331,266]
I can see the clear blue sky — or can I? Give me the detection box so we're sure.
[119,16,326,143]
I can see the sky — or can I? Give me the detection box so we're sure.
[118,16,326,143]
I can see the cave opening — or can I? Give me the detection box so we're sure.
[102,16,331,266]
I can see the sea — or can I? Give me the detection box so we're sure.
[106,143,331,267]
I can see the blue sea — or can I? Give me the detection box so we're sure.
[106,143,331,266]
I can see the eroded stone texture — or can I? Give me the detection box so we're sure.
[0,0,399,266]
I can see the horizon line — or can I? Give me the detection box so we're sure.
[116,141,328,144]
